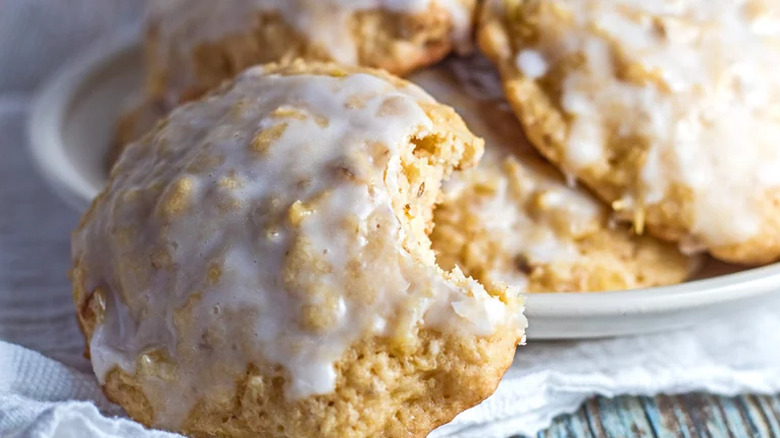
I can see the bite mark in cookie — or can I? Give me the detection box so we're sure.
[73,61,525,437]
[414,56,698,292]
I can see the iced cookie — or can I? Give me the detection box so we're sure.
[111,0,477,167]
[478,0,780,264]
[72,61,525,438]
[414,57,697,292]
[144,0,477,104]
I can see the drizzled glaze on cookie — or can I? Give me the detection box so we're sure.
[72,63,524,428]
[481,0,780,262]
[147,0,473,99]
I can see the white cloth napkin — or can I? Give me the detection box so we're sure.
[2,1,780,437]
[2,310,780,438]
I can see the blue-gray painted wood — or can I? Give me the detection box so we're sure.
[523,394,780,438]
[753,395,780,437]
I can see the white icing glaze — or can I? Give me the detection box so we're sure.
[499,0,780,247]
[413,57,602,288]
[515,50,548,79]
[148,0,472,96]
[73,65,522,428]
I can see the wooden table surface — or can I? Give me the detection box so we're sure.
[527,394,780,437]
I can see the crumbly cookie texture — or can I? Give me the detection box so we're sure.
[478,0,780,264]
[72,61,525,438]
[145,0,476,104]
[414,56,697,293]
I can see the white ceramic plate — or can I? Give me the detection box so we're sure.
[29,30,780,340]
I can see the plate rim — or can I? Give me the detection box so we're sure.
[27,28,780,329]
[28,26,141,212]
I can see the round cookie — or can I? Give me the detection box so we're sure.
[413,56,697,293]
[111,0,478,168]
[72,61,526,438]
[478,0,780,264]
[145,0,477,104]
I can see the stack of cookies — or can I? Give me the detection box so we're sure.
[74,1,780,436]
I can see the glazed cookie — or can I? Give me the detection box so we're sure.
[72,61,526,438]
[414,57,697,293]
[478,0,780,264]
[111,0,477,167]
[145,0,476,104]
